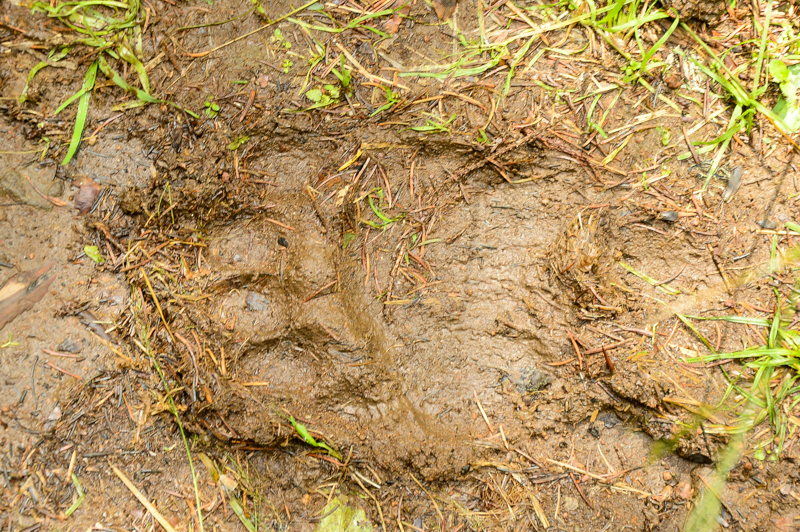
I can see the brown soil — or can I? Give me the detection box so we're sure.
[2,0,800,530]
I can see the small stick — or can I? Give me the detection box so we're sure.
[682,126,701,165]
[23,173,66,207]
[473,390,494,432]
[42,348,83,359]
[664,320,680,348]
[567,331,583,370]
[187,0,317,57]
[546,358,575,366]
[707,244,733,293]
[265,218,296,231]
[302,281,336,304]
[410,474,444,526]
[239,89,256,122]
[111,465,177,532]
[570,472,593,508]
[654,265,687,286]
[583,338,633,355]
[614,326,659,338]
[66,449,77,481]
[499,425,509,450]
[45,361,82,380]
[601,345,615,373]
[336,43,410,91]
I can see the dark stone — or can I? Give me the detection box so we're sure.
[57,338,83,354]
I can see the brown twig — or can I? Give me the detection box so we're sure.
[302,281,337,303]
[570,472,593,508]
[567,330,584,370]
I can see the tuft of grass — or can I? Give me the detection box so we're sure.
[580,0,679,83]
[681,289,800,455]
[677,279,800,529]
[26,0,196,166]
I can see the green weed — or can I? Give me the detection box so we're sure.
[410,112,456,135]
[370,86,400,117]
[304,84,341,110]
[361,189,401,230]
[204,98,220,118]
[26,0,196,165]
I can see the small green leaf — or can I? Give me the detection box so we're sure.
[314,496,374,532]
[61,61,98,166]
[65,474,85,517]
[197,452,219,483]
[325,84,340,98]
[306,89,323,102]
[289,416,342,460]
[228,135,249,150]
[769,60,789,83]
[84,245,104,264]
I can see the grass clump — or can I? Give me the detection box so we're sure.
[677,274,800,530]
[24,0,196,166]
[681,286,800,457]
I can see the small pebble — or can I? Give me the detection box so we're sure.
[659,211,679,222]
[57,339,83,354]
[757,219,777,230]
[722,166,742,202]
[663,471,673,481]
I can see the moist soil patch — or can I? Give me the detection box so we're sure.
[2,0,800,530]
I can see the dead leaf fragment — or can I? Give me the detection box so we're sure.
[432,0,457,20]
[0,262,57,329]
[384,14,402,34]
[74,176,101,215]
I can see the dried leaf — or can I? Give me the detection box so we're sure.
[74,176,101,215]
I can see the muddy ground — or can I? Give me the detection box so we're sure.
[2,0,800,530]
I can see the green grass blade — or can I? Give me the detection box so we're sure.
[769,291,781,349]
[61,60,98,166]
[229,496,257,532]
[20,47,72,104]
[98,55,159,103]
[751,0,773,99]
[676,314,716,353]
[681,315,771,327]
[607,10,667,32]
[64,474,85,517]
[117,40,151,94]
[54,86,90,116]
[20,61,50,104]
[685,347,797,363]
